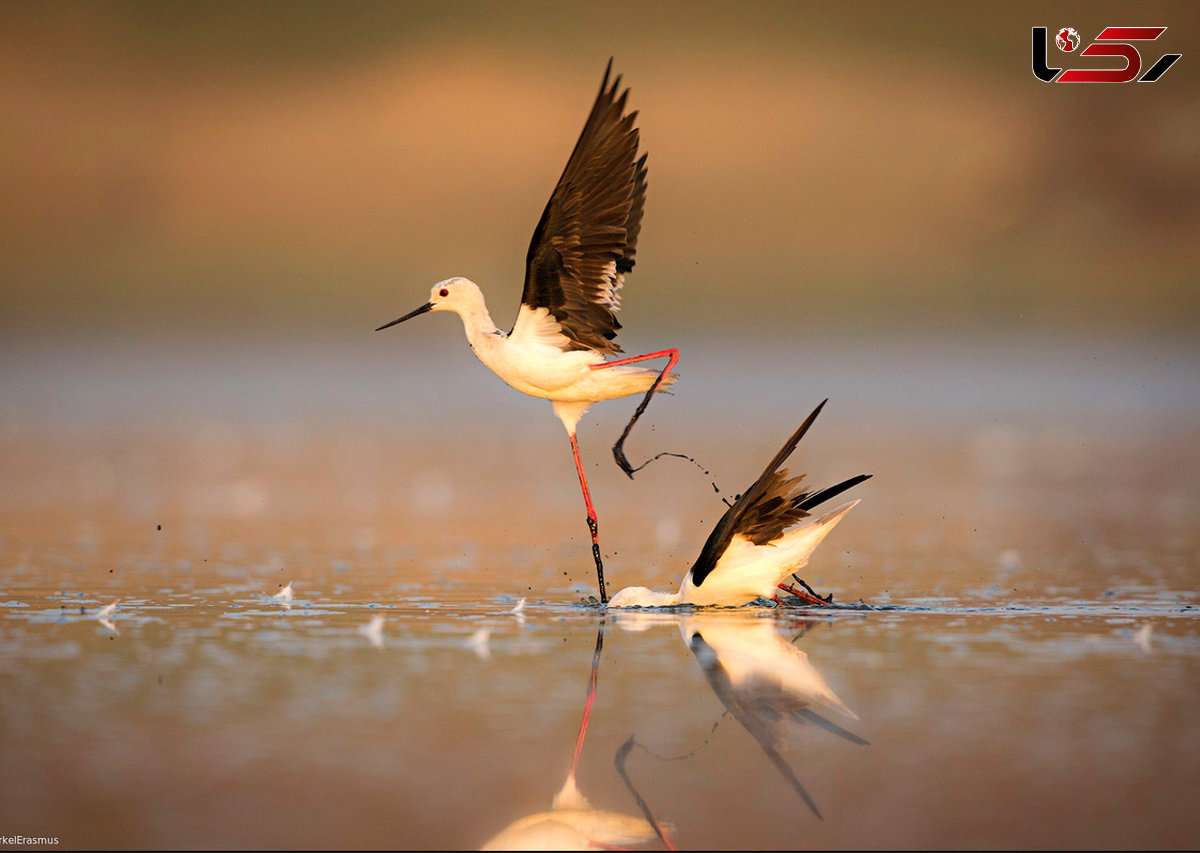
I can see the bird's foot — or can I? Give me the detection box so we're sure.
[777,576,834,606]
[613,441,635,478]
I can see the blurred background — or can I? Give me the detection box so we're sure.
[0,0,1197,592]
[2,0,1197,344]
[4,7,1198,847]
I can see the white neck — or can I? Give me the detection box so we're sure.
[449,298,503,350]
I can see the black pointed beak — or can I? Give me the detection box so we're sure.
[375,302,433,331]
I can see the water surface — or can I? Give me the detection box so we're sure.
[1,335,1197,849]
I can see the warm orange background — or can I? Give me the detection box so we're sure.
[2,0,1196,345]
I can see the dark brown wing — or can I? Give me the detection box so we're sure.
[735,469,813,546]
[689,401,828,587]
[514,59,647,354]
[689,401,872,588]
[738,468,874,547]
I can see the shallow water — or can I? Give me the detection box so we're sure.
[2,334,1198,849]
[2,580,1196,849]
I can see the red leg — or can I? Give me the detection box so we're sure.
[777,582,833,606]
[590,348,679,478]
[570,432,597,523]
[570,433,607,604]
[590,347,680,375]
[568,674,596,779]
[570,624,604,778]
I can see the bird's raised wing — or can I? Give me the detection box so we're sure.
[514,59,647,354]
[689,400,872,588]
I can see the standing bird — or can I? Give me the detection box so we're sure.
[608,400,870,608]
[376,61,677,604]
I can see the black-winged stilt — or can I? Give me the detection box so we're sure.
[376,61,677,605]
[608,400,870,608]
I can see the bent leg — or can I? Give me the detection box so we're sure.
[590,348,679,478]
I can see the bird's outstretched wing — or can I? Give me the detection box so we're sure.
[689,400,872,587]
[513,58,647,354]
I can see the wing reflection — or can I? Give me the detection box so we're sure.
[611,610,867,821]
[681,613,867,820]
[480,623,672,851]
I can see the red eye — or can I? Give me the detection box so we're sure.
[439,288,449,297]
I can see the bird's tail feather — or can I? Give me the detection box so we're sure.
[794,500,860,557]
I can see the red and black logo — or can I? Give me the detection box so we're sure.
[1032,26,1181,83]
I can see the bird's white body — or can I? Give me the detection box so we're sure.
[429,277,672,433]
[609,500,859,608]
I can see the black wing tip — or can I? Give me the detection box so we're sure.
[793,398,829,442]
[761,398,829,479]
[600,57,633,105]
[794,707,871,747]
[599,57,613,93]
[601,57,620,93]
[795,473,872,513]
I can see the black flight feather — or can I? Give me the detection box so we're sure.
[689,400,871,588]
[517,58,647,354]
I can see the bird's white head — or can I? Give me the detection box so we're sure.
[425,277,484,315]
[375,277,485,331]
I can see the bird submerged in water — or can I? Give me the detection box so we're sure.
[609,400,870,608]
[377,60,677,605]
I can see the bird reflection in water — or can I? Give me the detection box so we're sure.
[95,599,119,635]
[684,613,867,820]
[480,622,674,850]
[614,610,867,821]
